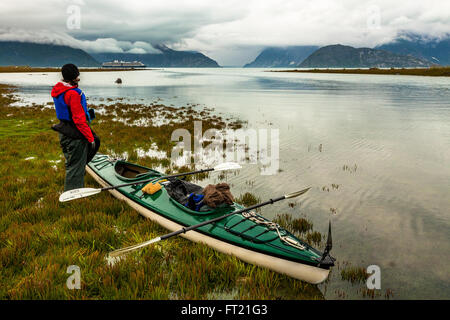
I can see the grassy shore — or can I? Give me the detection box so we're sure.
[0,66,143,73]
[272,66,450,77]
[0,83,331,299]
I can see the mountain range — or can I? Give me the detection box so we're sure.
[376,36,450,66]
[244,35,449,68]
[298,44,432,68]
[0,42,219,68]
[0,41,101,67]
[0,34,448,68]
[243,46,319,68]
[90,44,219,68]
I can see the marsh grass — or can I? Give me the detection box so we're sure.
[273,213,313,234]
[272,213,323,246]
[235,192,260,207]
[273,66,450,77]
[0,83,324,299]
[340,266,369,285]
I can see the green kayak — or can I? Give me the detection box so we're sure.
[86,154,335,284]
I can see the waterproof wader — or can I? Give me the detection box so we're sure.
[59,133,88,191]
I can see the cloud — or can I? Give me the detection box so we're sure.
[0,0,449,65]
[181,0,449,64]
[0,28,162,54]
[126,47,147,54]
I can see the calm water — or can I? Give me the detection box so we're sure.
[1,68,449,299]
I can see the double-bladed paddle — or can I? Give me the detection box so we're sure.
[108,187,311,258]
[59,162,242,202]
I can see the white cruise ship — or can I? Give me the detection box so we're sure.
[102,60,146,68]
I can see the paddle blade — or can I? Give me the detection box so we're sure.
[284,187,311,199]
[59,188,101,202]
[213,162,242,171]
[108,236,162,258]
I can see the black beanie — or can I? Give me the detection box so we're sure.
[62,64,80,81]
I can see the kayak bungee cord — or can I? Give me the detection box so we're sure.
[238,211,307,250]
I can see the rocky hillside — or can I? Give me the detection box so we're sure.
[299,44,433,68]
[376,35,450,66]
[244,46,319,68]
[0,41,100,67]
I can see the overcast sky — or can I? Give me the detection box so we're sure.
[0,0,449,65]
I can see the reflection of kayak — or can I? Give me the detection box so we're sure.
[87,154,335,284]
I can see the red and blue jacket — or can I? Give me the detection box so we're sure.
[51,82,94,142]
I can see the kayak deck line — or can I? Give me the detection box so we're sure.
[85,157,332,284]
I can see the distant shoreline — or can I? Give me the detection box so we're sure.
[0,66,152,73]
[270,66,450,77]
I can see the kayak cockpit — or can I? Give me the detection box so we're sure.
[114,161,161,181]
[164,179,227,215]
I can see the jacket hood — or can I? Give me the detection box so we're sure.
[51,82,77,98]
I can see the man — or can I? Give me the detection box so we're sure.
[51,64,100,191]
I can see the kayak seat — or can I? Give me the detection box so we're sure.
[114,161,161,181]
